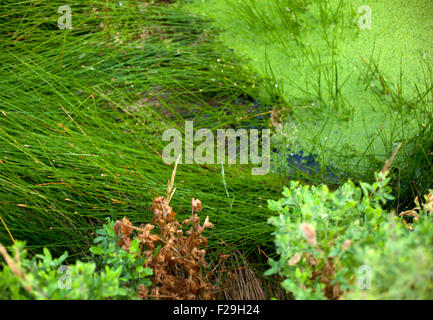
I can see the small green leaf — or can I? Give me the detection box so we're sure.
[89,246,104,255]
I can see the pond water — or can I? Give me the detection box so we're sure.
[191,0,433,181]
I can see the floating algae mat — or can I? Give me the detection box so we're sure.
[190,0,433,181]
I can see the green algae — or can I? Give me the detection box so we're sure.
[189,0,433,180]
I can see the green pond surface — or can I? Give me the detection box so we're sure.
[189,0,433,179]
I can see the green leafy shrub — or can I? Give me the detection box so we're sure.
[346,213,433,299]
[91,219,153,292]
[0,219,152,300]
[265,172,433,299]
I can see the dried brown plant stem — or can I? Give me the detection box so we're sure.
[0,215,15,245]
[377,141,405,182]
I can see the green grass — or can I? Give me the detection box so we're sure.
[0,0,286,260]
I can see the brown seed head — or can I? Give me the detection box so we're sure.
[300,223,317,246]
[191,198,202,213]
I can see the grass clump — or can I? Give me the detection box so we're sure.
[0,0,284,259]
